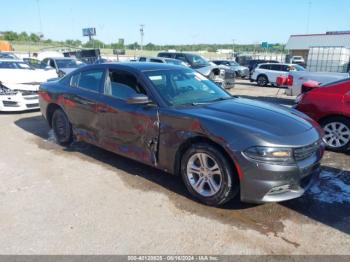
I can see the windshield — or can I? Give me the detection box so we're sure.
[186,54,211,67]
[229,61,239,66]
[55,59,80,69]
[290,64,305,71]
[165,59,184,66]
[0,61,33,69]
[144,68,232,106]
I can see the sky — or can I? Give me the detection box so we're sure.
[2,0,350,45]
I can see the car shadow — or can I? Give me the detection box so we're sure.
[14,115,350,235]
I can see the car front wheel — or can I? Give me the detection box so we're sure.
[52,108,73,146]
[321,116,350,152]
[181,143,239,206]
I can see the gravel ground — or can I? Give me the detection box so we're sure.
[0,80,349,255]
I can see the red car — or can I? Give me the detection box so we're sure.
[296,77,350,152]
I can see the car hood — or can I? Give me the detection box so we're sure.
[60,68,78,74]
[185,97,314,137]
[0,68,58,86]
[193,65,218,76]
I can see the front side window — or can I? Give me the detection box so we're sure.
[145,68,231,106]
[270,64,282,71]
[78,69,104,92]
[104,69,146,100]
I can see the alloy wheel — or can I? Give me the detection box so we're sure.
[323,122,350,148]
[186,153,223,197]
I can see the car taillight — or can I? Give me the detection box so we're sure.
[286,75,293,86]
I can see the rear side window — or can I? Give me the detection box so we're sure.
[78,69,104,92]
[150,58,163,63]
[260,64,271,70]
[175,54,188,63]
[158,53,172,58]
[104,69,146,100]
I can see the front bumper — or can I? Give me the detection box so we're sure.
[0,92,39,112]
[235,143,324,203]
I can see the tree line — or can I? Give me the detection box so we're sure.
[0,31,285,53]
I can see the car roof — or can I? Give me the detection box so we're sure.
[46,57,76,60]
[82,62,184,72]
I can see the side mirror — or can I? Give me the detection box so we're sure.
[126,94,152,105]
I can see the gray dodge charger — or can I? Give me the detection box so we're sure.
[39,63,325,206]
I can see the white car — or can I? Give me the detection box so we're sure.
[290,56,305,64]
[285,70,349,96]
[0,59,57,111]
[250,63,305,86]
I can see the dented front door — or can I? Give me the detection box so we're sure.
[97,96,159,166]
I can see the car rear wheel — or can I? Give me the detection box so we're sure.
[257,75,268,87]
[181,143,239,206]
[52,108,73,146]
[321,116,350,152]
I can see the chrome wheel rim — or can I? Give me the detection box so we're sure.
[186,153,222,197]
[323,122,350,148]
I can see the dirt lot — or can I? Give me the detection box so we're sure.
[0,79,349,255]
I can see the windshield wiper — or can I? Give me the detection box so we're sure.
[191,96,236,106]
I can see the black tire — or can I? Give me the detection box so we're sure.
[320,116,350,153]
[52,108,73,146]
[257,75,268,87]
[181,143,239,206]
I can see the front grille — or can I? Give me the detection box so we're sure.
[26,103,39,108]
[3,101,19,107]
[24,95,38,100]
[21,90,38,96]
[294,141,320,161]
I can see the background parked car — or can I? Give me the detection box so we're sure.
[251,63,305,86]
[211,60,249,78]
[137,56,188,67]
[290,56,305,66]
[296,78,350,152]
[158,52,235,89]
[40,57,86,77]
[0,59,57,111]
[285,69,349,96]
[247,59,280,75]
[0,52,19,60]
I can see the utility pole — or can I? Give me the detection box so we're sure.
[232,39,235,59]
[140,24,145,51]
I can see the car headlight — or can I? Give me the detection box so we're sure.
[220,69,225,75]
[243,146,294,165]
[0,84,18,96]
